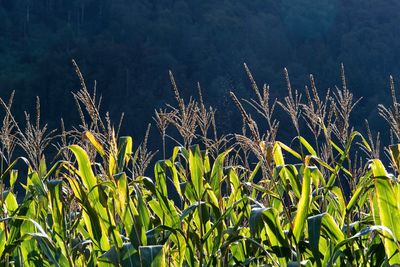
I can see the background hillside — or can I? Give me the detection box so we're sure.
[1,0,399,140]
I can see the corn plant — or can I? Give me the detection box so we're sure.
[1,64,400,266]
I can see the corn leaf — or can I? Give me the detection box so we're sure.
[371,159,400,264]
[293,166,312,243]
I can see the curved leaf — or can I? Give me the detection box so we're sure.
[371,159,400,264]
[293,166,312,243]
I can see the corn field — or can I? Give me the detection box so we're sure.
[1,63,400,266]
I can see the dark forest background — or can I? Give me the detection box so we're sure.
[0,0,399,148]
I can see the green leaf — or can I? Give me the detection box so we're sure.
[154,161,168,197]
[293,166,312,243]
[47,180,65,239]
[38,156,47,179]
[202,198,246,241]
[210,149,231,198]
[0,157,29,181]
[115,172,128,216]
[277,165,300,199]
[276,141,302,161]
[371,159,400,264]
[4,191,18,215]
[139,245,165,267]
[148,198,179,228]
[189,145,204,200]
[9,169,18,190]
[68,145,97,191]
[250,207,290,262]
[308,213,344,266]
[346,179,373,213]
[99,243,140,266]
[273,142,285,166]
[0,230,5,257]
[298,136,317,156]
[328,226,396,267]
[117,136,133,172]
[164,159,182,196]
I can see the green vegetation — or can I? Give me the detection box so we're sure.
[1,64,400,266]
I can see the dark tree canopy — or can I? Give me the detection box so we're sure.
[0,0,398,139]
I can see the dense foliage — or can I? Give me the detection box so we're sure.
[1,0,400,136]
[2,65,400,266]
